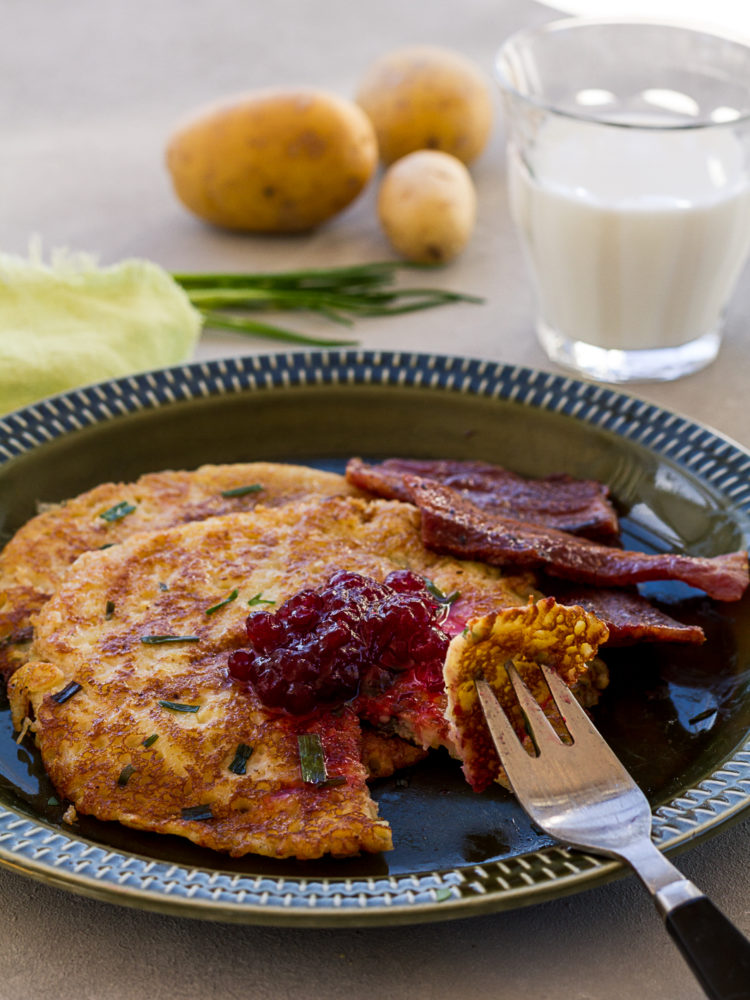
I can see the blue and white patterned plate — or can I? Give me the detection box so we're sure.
[0,350,748,926]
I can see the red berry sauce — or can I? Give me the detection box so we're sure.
[228,569,449,715]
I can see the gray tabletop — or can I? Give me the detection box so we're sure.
[1,1,749,997]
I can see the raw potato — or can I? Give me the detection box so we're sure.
[166,88,378,232]
[357,45,493,165]
[377,150,477,264]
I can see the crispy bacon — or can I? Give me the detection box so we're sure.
[408,478,749,603]
[538,579,705,645]
[346,457,620,541]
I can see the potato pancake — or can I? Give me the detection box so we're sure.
[9,495,540,859]
[0,462,359,679]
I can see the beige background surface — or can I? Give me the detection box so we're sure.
[0,1,749,997]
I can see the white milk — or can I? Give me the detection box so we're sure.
[509,117,750,350]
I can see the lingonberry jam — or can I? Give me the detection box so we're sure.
[228,569,449,715]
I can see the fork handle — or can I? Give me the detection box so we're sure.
[620,840,750,999]
[662,893,750,1000]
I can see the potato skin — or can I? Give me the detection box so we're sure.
[377,150,477,264]
[357,45,493,165]
[166,88,378,232]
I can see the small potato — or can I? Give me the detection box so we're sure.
[166,88,378,232]
[357,45,493,165]
[377,150,477,264]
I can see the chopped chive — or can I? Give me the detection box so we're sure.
[298,733,327,784]
[247,593,275,607]
[117,764,135,786]
[228,742,253,775]
[105,600,115,619]
[181,804,213,821]
[143,733,159,748]
[320,775,346,789]
[99,500,137,523]
[51,681,81,704]
[47,796,59,806]
[220,484,263,498]
[141,634,200,644]
[424,579,460,604]
[99,543,115,550]
[158,700,200,713]
[435,887,453,902]
[158,582,169,591]
[206,588,239,616]
[688,708,718,725]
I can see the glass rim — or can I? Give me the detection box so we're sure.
[494,16,750,131]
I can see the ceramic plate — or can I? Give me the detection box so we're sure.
[0,350,748,926]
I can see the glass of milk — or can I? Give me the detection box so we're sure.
[495,19,750,382]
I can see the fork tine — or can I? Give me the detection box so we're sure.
[475,679,538,783]
[505,660,567,754]
[539,662,617,755]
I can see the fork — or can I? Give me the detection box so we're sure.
[476,664,750,1000]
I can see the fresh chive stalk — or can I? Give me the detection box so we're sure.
[206,588,239,615]
[424,579,460,604]
[181,804,213,822]
[141,634,200,644]
[143,733,159,748]
[247,593,275,607]
[100,500,136,523]
[117,764,135,786]
[220,484,263,498]
[158,700,200,713]
[51,681,81,704]
[228,742,253,775]
[297,733,327,784]
[172,262,482,347]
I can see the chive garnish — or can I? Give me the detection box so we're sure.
[51,681,81,704]
[206,588,239,616]
[181,804,213,821]
[117,764,135,786]
[424,579,460,604]
[47,796,59,806]
[100,500,137,523]
[320,775,346,789]
[435,887,453,902]
[158,582,169,591]
[158,700,200,713]
[228,742,253,775]
[297,733,327,784]
[143,733,159,748]
[141,634,200,644]
[99,543,115,550]
[172,262,482,348]
[105,600,115,619]
[247,593,275,607]
[220,484,263,498]
[688,708,717,725]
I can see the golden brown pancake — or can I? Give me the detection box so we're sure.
[443,598,610,792]
[9,495,539,859]
[0,462,359,679]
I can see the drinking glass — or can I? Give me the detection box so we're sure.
[495,19,750,382]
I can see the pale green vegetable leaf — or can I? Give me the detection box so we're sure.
[0,248,202,416]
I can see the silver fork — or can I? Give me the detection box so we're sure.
[476,664,750,1000]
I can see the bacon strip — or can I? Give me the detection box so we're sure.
[408,478,749,603]
[346,457,620,541]
[538,579,705,645]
